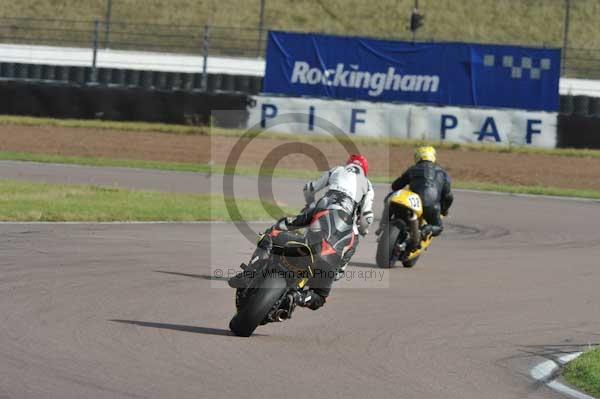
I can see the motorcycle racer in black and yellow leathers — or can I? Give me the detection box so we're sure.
[378,146,453,243]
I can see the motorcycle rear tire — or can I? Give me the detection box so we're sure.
[229,273,287,337]
[376,224,402,268]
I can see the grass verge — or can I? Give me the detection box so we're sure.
[0,179,292,222]
[2,114,600,159]
[563,348,600,398]
[2,152,600,201]
[453,181,600,200]
[0,115,212,136]
[0,151,214,173]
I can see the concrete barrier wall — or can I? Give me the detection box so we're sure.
[249,95,558,149]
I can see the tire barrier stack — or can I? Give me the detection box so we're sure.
[1,61,600,148]
[557,94,600,149]
[559,94,600,118]
[558,114,600,148]
[0,80,250,127]
[0,62,263,94]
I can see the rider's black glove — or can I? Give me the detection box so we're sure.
[273,217,290,231]
[358,211,373,236]
[257,232,273,251]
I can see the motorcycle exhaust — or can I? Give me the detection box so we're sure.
[274,309,290,322]
[408,212,421,250]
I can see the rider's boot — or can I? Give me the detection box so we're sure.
[420,224,442,240]
[294,289,326,310]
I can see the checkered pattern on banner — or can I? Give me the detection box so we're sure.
[483,54,552,80]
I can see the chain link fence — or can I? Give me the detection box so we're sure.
[1,14,600,79]
[0,17,267,56]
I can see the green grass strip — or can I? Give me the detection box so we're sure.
[563,348,600,398]
[2,114,600,158]
[453,181,600,200]
[0,115,211,136]
[0,151,214,173]
[0,179,292,222]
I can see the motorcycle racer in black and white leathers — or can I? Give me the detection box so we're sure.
[269,154,375,310]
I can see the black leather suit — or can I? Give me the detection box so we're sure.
[281,190,361,298]
[390,160,453,237]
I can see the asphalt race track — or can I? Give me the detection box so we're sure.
[1,161,600,398]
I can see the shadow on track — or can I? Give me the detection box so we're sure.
[111,319,235,337]
[498,342,600,366]
[154,270,229,281]
[348,261,377,268]
[517,342,600,359]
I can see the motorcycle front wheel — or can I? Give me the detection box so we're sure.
[229,272,287,337]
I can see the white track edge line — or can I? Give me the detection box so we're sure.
[530,352,596,399]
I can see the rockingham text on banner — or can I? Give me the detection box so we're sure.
[263,31,560,112]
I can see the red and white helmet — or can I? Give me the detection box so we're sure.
[347,154,369,176]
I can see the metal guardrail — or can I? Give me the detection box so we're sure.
[0,16,599,82]
[0,17,267,56]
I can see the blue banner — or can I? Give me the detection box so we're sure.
[263,31,560,112]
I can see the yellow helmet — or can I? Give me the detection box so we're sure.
[414,146,436,163]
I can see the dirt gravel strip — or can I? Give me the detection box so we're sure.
[1,124,600,190]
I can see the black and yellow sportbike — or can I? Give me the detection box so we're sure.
[375,189,434,268]
[228,230,313,337]
[228,209,357,337]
